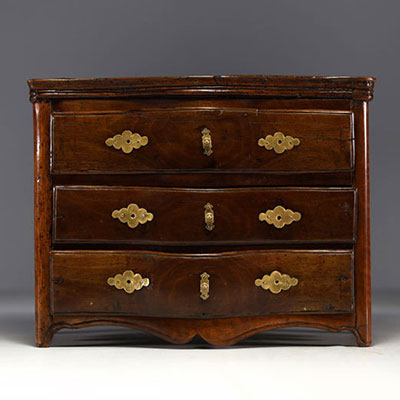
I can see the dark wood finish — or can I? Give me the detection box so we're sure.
[33,101,53,347]
[28,75,375,101]
[51,98,353,113]
[29,75,374,347]
[51,250,354,317]
[53,186,356,245]
[50,313,364,346]
[52,171,353,188]
[51,108,353,174]
[352,101,372,346]
[53,242,353,252]
[50,97,354,187]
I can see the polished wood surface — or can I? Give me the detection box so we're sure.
[28,75,375,101]
[51,171,353,189]
[51,97,355,186]
[33,101,53,346]
[50,312,364,346]
[51,250,354,316]
[52,98,353,113]
[29,75,374,347]
[52,108,353,173]
[53,186,356,245]
[352,101,372,345]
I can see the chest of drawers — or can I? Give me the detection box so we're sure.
[29,75,375,347]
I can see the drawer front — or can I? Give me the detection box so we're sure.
[53,186,356,245]
[51,250,354,316]
[51,109,353,173]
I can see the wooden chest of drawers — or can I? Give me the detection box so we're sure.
[29,75,375,346]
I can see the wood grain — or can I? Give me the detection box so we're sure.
[352,101,372,346]
[51,250,354,316]
[51,171,353,188]
[53,186,356,245]
[52,98,353,113]
[29,75,374,347]
[33,101,53,346]
[28,75,375,101]
[51,108,353,173]
[50,313,366,346]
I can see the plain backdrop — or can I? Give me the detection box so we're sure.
[1,2,400,400]
[0,0,398,295]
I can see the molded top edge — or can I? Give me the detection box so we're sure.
[28,75,375,102]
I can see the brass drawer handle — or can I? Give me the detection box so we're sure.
[112,203,154,229]
[107,270,150,294]
[255,271,298,294]
[259,205,301,229]
[258,132,300,154]
[204,203,215,231]
[200,272,210,300]
[201,128,213,156]
[105,130,148,154]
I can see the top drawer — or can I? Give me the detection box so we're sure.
[51,108,353,174]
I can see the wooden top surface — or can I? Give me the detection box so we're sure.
[28,75,375,101]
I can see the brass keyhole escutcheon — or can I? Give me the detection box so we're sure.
[200,272,210,300]
[204,203,215,231]
[201,128,213,156]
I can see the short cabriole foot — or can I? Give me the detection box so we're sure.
[352,326,372,347]
[36,325,54,347]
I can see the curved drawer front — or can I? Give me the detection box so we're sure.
[53,186,356,245]
[51,109,353,173]
[51,250,354,317]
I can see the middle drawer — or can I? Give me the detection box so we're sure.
[53,186,356,245]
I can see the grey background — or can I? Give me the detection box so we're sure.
[0,0,398,296]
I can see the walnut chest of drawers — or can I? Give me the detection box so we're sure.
[28,75,375,347]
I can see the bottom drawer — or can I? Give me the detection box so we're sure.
[51,250,354,317]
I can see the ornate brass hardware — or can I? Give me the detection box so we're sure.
[258,132,300,154]
[259,205,301,229]
[107,270,150,294]
[105,130,148,154]
[255,271,298,294]
[112,203,154,229]
[204,203,215,231]
[201,127,213,156]
[200,272,210,300]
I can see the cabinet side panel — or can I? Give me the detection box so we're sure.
[34,101,53,346]
[353,100,371,345]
